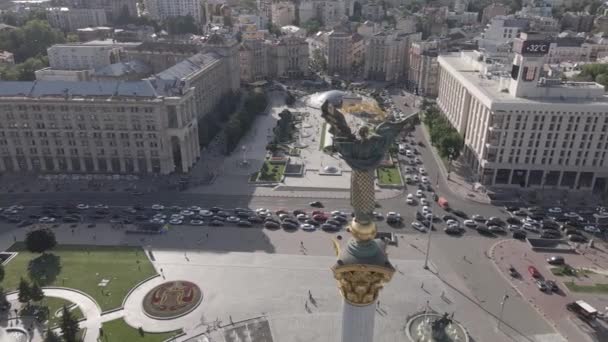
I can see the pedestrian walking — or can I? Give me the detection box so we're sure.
[377,300,380,308]
[421,282,424,289]
[300,241,304,248]
[308,290,312,299]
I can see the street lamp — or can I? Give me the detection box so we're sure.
[423,204,434,270]
[497,292,509,330]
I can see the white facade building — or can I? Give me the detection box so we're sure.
[479,16,529,53]
[47,7,107,31]
[47,43,124,70]
[437,33,608,193]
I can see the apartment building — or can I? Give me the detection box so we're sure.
[560,12,595,33]
[47,8,107,31]
[239,39,268,83]
[481,3,510,25]
[327,30,352,76]
[271,2,296,27]
[268,36,309,79]
[409,40,443,97]
[437,33,608,193]
[239,36,309,83]
[364,31,421,82]
[0,80,199,174]
[77,0,138,21]
[145,0,204,24]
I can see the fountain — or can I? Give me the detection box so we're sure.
[0,327,29,342]
[406,311,469,342]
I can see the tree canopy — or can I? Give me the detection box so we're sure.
[0,263,4,283]
[60,305,80,342]
[303,19,322,35]
[166,15,199,35]
[18,278,31,304]
[30,282,45,302]
[44,330,62,342]
[0,19,64,63]
[577,63,608,89]
[25,228,57,254]
[423,105,463,160]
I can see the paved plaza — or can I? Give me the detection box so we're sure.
[1,221,568,342]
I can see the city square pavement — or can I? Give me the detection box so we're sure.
[1,221,565,342]
[492,239,608,342]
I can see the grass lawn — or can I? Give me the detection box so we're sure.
[1,244,156,311]
[377,166,402,185]
[101,318,182,342]
[564,281,608,294]
[550,266,595,277]
[43,296,85,328]
[256,161,286,182]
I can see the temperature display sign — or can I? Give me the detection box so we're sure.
[516,40,550,56]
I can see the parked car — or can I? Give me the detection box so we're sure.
[321,223,340,232]
[513,230,527,240]
[528,265,541,278]
[264,221,280,229]
[545,280,559,292]
[568,234,587,242]
[309,201,324,208]
[536,279,549,291]
[547,256,565,265]
[463,220,477,228]
[506,217,522,225]
[472,214,486,222]
[453,210,468,219]
[411,221,427,232]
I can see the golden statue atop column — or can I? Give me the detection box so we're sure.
[322,99,410,340]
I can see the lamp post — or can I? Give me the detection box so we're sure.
[497,292,509,330]
[423,204,434,270]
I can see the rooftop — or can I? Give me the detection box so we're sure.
[156,52,220,81]
[438,51,608,107]
[0,80,160,99]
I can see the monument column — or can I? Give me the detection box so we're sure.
[322,100,403,342]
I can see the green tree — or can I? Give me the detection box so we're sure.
[0,19,65,62]
[66,33,79,42]
[243,88,268,114]
[438,132,463,160]
[0,286,9,310]
[60,305,80,342]
[44,330,62,342]
[0,263,4,282]
[166,15,199,35]
[17,56,49,81]
[30,282,45,302]
[25,228,57,254]
[303,19,321,35]
[595,73,608,89]
[18,278,31,305]
[224,117,243,152]
[311,48,327,72]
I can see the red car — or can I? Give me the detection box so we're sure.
[528,265,541,278]
[312,214,328,222]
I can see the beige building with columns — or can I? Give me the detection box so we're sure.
[0,80,199,174]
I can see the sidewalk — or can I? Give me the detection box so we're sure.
[417,124,492,204]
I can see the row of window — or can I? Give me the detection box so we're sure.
[1,123,157,131]
[0,139,159,148]
[2,113,157,122]
[1,105,155,114]
[4,147,159,157]
[0,131,158,139]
